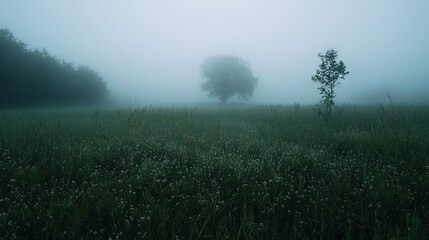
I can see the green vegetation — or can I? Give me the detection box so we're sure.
[201,55,258,103]
[0,29,108,107]
[312,49,349,119]
[0,105,428,239]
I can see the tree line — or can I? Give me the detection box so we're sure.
[0,28,108,107]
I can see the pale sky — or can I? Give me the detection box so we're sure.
[1,0,428,105]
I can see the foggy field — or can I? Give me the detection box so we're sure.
[1,1,429,239]
[0,105,428,239]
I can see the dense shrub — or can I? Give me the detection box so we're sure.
[0,29,108,107]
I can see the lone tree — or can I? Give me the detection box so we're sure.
[201,55,257,103]
[311,49,349,118]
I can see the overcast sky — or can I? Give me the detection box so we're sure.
[1,0,428,105]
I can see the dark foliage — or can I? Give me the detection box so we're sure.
[201,55,257,103]
[0,28,108,107]
[311,49,349,119]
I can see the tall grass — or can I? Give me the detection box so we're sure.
[0,105,428,239]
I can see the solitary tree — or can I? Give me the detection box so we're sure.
[201,55,257,103]
[311,49,349,119]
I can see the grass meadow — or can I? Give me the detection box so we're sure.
[0,104,428,239]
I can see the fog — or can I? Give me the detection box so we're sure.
[1,0,428,105]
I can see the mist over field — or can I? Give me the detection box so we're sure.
[1,1,429,239]
[1,0,428,106]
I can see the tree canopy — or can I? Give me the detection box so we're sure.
[200,55,257,103]
[0,28,108,107]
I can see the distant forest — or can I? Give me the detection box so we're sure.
[0,29,108,107]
